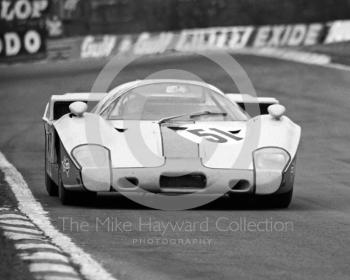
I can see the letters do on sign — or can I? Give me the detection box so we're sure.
[0,0,48,59]
[0,30,41,56]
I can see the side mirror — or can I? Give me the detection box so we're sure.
[268,104,285,120]
[69,101,87,117]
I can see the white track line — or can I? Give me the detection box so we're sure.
[15,243,63,251]
[0,152,116,280]
[20,252,69,262]
[43,277,80,280]
[29,263,78,274]
[0,225,42,234]
[0,213,27,219]
[3,231,46,241]
[0,219,35,227]
[43,276,80,280]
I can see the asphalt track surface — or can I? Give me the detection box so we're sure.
[1,53,350,280]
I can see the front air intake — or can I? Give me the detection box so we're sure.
[160,173,207,190]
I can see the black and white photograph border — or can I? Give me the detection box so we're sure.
[1,0,350,279]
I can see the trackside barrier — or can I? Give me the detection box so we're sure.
[3,19,350,63]
[46,20,350,61]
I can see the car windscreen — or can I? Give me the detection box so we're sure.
[102,83,248,121]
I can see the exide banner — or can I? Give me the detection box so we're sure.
[0,0,48,61]
[174,23,328,52]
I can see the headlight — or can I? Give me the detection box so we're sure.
[253,147,290,171]
[72,144,110,168]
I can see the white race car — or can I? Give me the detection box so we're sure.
[43,79,301,208]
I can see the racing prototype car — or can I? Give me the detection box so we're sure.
[43,79,301,208]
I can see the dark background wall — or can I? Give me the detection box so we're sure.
[49,0,350,36]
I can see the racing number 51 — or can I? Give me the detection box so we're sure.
[187,128,242,143]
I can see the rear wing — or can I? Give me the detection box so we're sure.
[43,93,107,123]
[226,94,279,116]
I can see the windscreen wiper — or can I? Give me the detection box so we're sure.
[158,110,227,124]
[158,112,196,124]
[189,111,227,118]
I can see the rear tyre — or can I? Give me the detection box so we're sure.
[45,172,58,196]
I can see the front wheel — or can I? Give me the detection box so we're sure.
[257,158,296,209]
[256,189,293,209]
[58,173,97,205]
[58,174,74,205]
[45,172,58,196]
